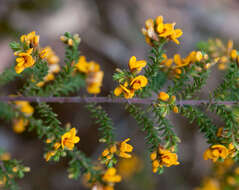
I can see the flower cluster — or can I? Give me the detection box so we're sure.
[20,31,39,47]
[117,155,142,179]
[101,138,133,165]
[160,51,209,78]
[13,101,34,133]
[15,48,35,74]
[4,13,239,190]
[45,128,80,161]
[114,56,147,99]
[102,167,122,186]
[207,39,239,70]
[102,167,121,183]
[75,56,104,94]
[14,31,40,74]
[203,144,236,163]
[37,46,61,87]
[150,146,179,173]
[61,127,80,150]
[142,16,183,45]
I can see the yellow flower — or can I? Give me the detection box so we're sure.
[228,143,237,158]
[234,167,239,175]
[75,56,103,94]
[13,118,28,133]
[20,31,39,46]
[44,73,55,82]
[45,151,56,162]
[91,184,114,190]
[114,82,135,99]
[128,56,147,73]
[173,106,179,113]
[158,91,170,101]
[150,146,179,173]
[203,144,229,162]
[12,167,18,173]
[216,127,223,137]
[158,147,179,168]
[86,71,104,94]
[37,62,60,87]
[60,36,67,42]
[46,139,52,144]
[39,48,49,59]
[150,151,157,160]
[159,51,205,78]
[45,142,61,162]
[0,153,11,161]
[174,54,183,67]
[161,54,173,68]
[227,40,233,54]
[141,18,158,45]
[103,186,114,190]
[156,16,164,33]
[15,48,35,74]
[36,47,61,87]
[117,155,142,179]
[43,46,60,65]
[114,75,148,99]
[159,52,203,79]
[102,168,122,183]
[169,28,183,45]
[159,23,174,37]
[142,16,183,45]
[75,56,89,73]
[87,61,101,73]
[61,128,80,150]
[231,49,237,60]
[36,81,45,87]
[118,138,133,158]
[130,75,148,90]
[101,144,118,164]
[15,101,34,116]
[68,39,73,46]
[220,56,229,65]
[54,142,61,150]
[195,51,203,62]
[102,145,117,157]
[109,144,117,153]
[218,63,227,70]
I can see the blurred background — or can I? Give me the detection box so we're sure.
[1,0,239,189]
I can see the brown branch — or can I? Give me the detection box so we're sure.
[0,96,238,105]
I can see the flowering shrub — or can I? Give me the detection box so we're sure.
[0,15,239,190]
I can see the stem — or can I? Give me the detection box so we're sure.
[0,96,238,105]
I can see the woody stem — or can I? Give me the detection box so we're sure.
[0,96,238,105]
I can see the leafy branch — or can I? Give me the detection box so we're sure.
[180,105,218,144]
[126,104,161,151]
[86,103,115,145]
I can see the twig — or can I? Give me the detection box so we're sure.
[0,96,238,105]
